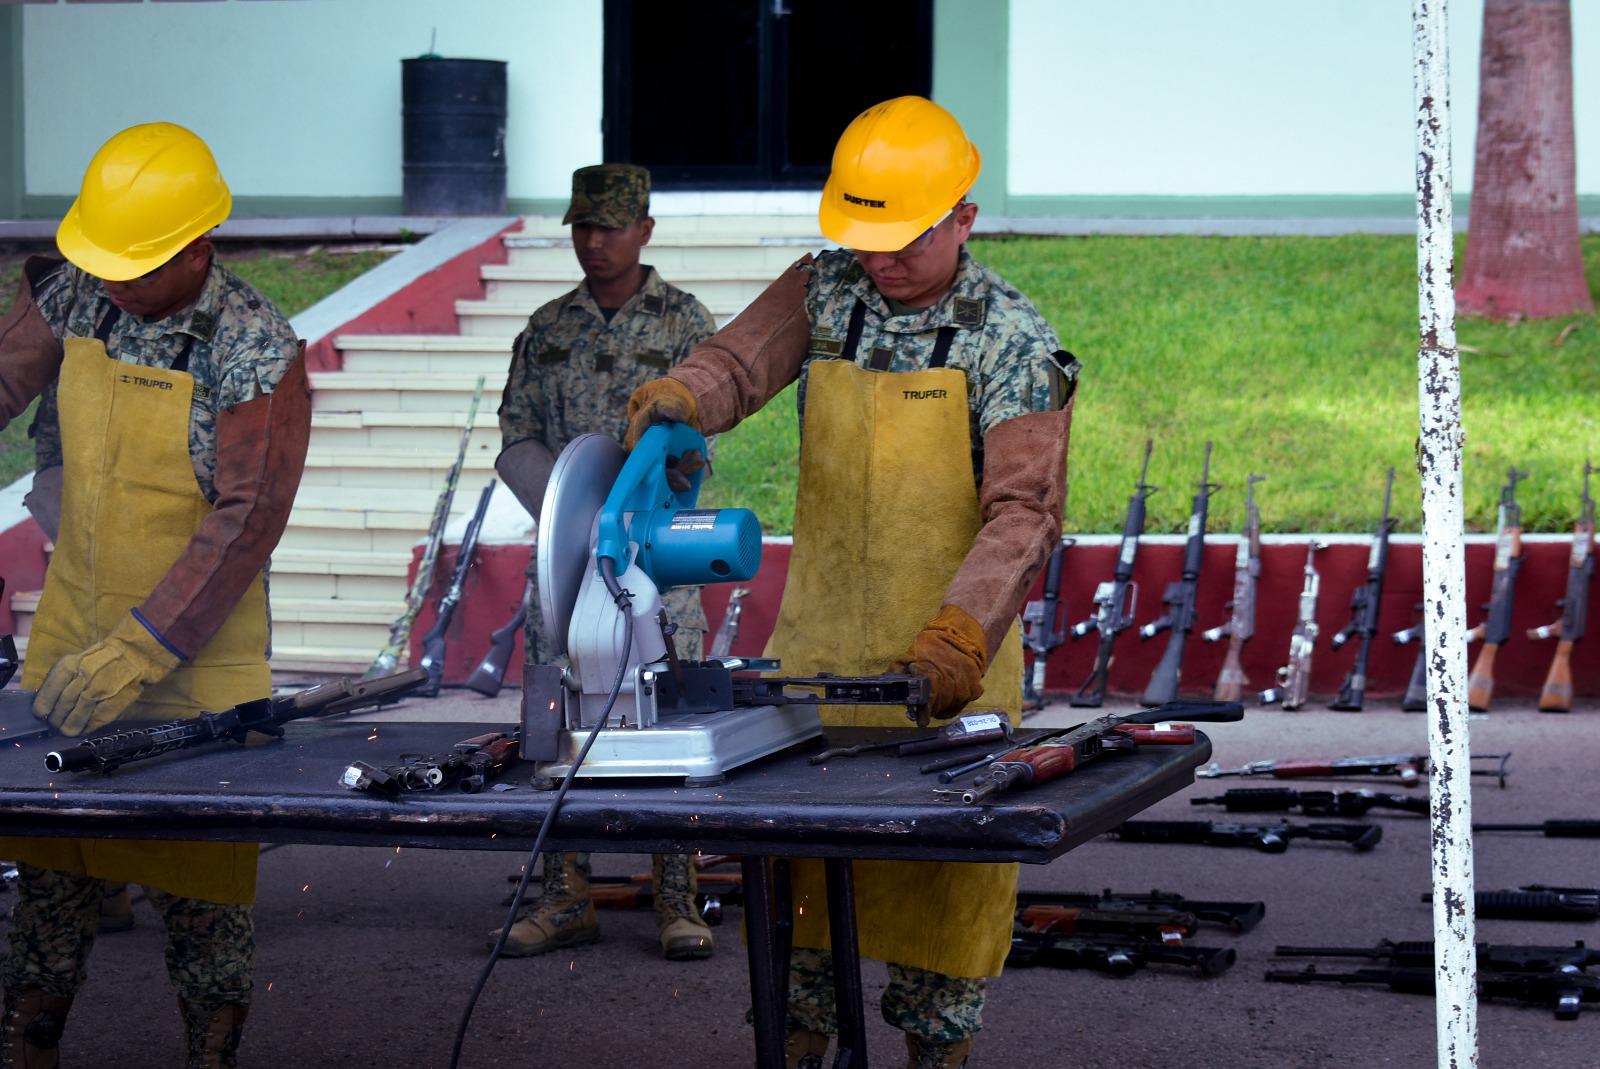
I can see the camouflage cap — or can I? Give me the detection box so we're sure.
[563,164,651,228]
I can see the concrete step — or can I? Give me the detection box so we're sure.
[269,618,395,660]
[269,645,378,674]
[271,596,403,625]
[298,448,497,489]
[8,589,39,639]
[335,334,511,374]
[515,214,825,240]
[502,242,811,276]
[308,371,509,414]
[457,299,741,338]
[480,268,772,309]
[271,547,412,578]
[274,523,431,555]
[270,570,407,603]
[308,409,500,454]
[287,482,500,532]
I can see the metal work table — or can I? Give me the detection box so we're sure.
[0,696,1212,1067]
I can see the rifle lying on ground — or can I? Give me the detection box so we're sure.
[368,376,486,679]
[1202,473,1264,702]
[933,700,1243,805]
[1022,537,1073,710]
[1139,442,1220,706]
[1467,466,1529,712]
[1014,888,1265,934]
[1016,904,1203,941]
[1424,885,1599,921]
[708,586,749,658]
[1007,932,1237,977]
[1329,468,1396,711]
[1069,440,1155,707]
[1190,787,1429,817]
[341,729,520,795]
[1276,939,1600,974]
[1197,750,1511,788]
[1109,819,1382,852]
[417,480,497,697]
[45,669,427,774]
[1259,541,1325,710]
[1529,461,1596,713]
[1391,602,1429,712]
[466,580,532,698]
[1476,819,1600,839]
[1265,964,1600,1020]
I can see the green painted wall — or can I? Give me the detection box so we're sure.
[1,8,22,219]
[933,0,1008,216]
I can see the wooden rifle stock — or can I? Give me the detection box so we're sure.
[1214,640,1247,703]
[1467,642,1498,713]
[1538,639,1574,712]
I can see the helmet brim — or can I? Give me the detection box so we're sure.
[56,191,230,283]
[817,145,980,252]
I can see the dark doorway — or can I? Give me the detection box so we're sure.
[603,0,934,189]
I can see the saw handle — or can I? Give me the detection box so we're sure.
[597,421,707,571]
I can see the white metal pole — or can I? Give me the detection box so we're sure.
[1411,2,1478,1066]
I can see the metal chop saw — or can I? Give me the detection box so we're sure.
[522,422,930,787]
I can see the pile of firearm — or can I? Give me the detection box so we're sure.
[1020,448,1596,709]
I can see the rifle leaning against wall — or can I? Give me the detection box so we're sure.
[708,586,750,659]
[1202,473,1264,702]
[1328,467,1395,711]
[466,579,532,698]
[1138,442,1219,706]
[1528,461,1596,713]
[367,376,487,679]
[1022,538,1073,709]
[1466,466,1529,712]
[1069,440,1156,707]
[1260,541,1325,710]
[1390,603,1428,712]
[44,669,427,774]
[417,480,497,697]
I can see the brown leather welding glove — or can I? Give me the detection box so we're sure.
[0,257,67,429]
[897,605,990,726]
[624,376,700,451]
[136,348,312,657]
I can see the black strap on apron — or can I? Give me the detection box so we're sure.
[929,326,958,369]
[93,303,197,372]
[841,299,868,364]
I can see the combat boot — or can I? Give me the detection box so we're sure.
[785,1029,831,1069]
[178,999,247,1069]
[652,853,714,960]
[1,988,72,1069]
[492,852,599,957]
[904,1034,974,1069]
[98,883,134,934]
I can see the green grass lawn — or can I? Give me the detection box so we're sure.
[703,235,1600,534]
[0,247,392,485]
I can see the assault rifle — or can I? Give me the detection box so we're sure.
[1069,440,1155,707]
[1015,904,1201,941]
[340,730,520,795]
[1476,819,1600,839]
[1467,466,1529,711]
[1190,787,1429,817]
[1529,461,1596,712]
[1259,542,1325,710]
[1139,442,1220,706]
[1109,819,1382,852]
[1203,473,1264,702]
[1424,885,1599,922]
[1198,750,1511,788]
[708,586,749,659]
[1275,939,1600,974]
[1022,537,1073,709]
[1265,965,1600,1020]
[1007,932,1237,977]
[1329,468,1396,711]
[466,580,531,697]
[1013,888,1265,934]
[367,376,486,678]
[417,480,498,697]
[44,669,427,774]
[1391,603,1428,712]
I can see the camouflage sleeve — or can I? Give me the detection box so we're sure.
[29,381,61,470]
[974,307,1078,435]
[498,320,548,448]
[676,298,718,359]
[212,332,301,409]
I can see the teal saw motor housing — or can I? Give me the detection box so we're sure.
[596,421,762,590]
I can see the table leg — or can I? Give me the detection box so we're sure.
[824,858,869,1069]
[742,854,787,1068]
[773,858,794,998]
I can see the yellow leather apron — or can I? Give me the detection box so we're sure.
[3,338,266,904]
[766,359,1024,978]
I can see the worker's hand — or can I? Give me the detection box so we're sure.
[32,614,183,736]
[665,448,707,493]
[896,605,989,726]
[624,377,699,451]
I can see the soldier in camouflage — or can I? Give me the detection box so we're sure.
[491,164,719,963]
[0,123,309,1069]
[626,97,1077,1069]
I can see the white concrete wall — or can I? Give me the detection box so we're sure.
[22,0,601,202]
[1008,0,1600,196]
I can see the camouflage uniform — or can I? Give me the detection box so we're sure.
[5,257,296,1038]
[780,247,1077,1043]
[497,164,717,954]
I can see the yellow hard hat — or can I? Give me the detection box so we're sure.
[56,123,232,282]
[818,96,981,252]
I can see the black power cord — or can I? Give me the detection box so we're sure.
[448,558,635,1069]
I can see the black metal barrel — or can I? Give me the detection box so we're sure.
[401,57,507,215]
